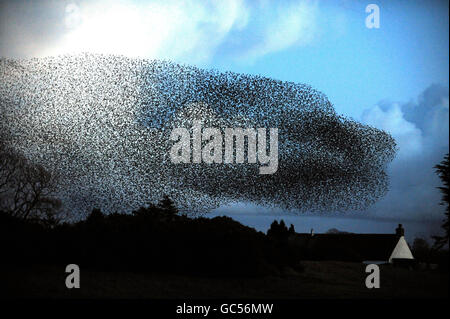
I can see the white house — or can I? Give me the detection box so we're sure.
[290,224,415,265]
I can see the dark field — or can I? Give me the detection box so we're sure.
[3,261,448,299]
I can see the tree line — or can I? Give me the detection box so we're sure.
[1,140,448,275]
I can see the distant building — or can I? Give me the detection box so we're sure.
[289,224,414,265]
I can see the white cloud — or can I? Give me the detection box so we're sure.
[243,1,318,60]
[1,0,319,64]
[360,85,449,221]
[43,0,250,63]
[361,103,423,159]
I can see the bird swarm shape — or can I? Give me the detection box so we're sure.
[0,54,396,215]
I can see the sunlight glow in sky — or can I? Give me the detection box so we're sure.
[57,2,186,58]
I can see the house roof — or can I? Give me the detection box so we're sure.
[290,233,403,262]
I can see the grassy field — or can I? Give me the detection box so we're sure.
[3,261,448,299]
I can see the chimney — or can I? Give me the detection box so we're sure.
[395,224,404,237]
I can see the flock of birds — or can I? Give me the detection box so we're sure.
[0,53,396,216]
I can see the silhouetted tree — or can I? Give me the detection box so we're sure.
[289,224,295,234]
[158,195,178,216]
[40,210,61,228]
[412,237,431,262]
[86,208,104,224]
[267,220,279,237]
[0,141,61,221]
[267,219,289,240]
[433,154,449,249]
[133,203,159,218]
